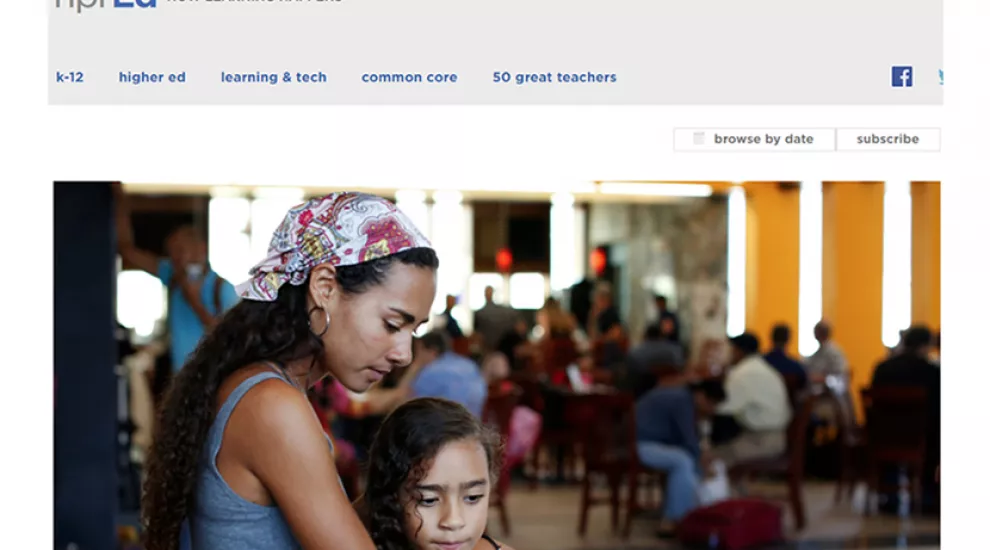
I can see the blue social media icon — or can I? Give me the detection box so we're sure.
[891,66,913,87]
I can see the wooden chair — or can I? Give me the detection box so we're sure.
[728,393,817,530]
[576,391,636,536]
[781,373,803,410]
[860,387,928,515]
[829,386,866,504]
[451,336,472,357]
[483,383,523,535]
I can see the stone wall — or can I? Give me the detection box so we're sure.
[587,197,728,361]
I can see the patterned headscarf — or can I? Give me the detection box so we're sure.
[236,192,432,302]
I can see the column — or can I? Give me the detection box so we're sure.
[822,182,885,418]
[726,186,747,337]
[911,181,941,330]
[574,203,588,281]
[550,192,579,293]
[743,182,801,356]
[208,188,252,284]
[394,189,432,242]
[54,183,118,550]
[431,191,473,330]
[250,187,306,261]
[798,181,823,357]
[882,181,912,348]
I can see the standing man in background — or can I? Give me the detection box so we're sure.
[473,285,518,354]
[651,294,681,344]
[112,184,240,374]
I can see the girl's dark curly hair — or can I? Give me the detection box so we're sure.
[356,397,503,550]
[141,247,438,550]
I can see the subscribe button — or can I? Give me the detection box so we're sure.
[836,129,940,152]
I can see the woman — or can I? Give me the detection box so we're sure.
[356,398,515,550]
[141,192,438,550]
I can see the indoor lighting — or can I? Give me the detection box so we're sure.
[882,181,912,348]
[726,186,746,337]
[251,186,306,200]
[550,192,578,292]
[394,189,431,241]
[597,182,714,197]
[208,197,252,284]
[798,181,823,357]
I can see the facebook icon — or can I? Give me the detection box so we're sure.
[891,66,913,87]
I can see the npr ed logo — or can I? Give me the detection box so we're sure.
[55,0,156,14]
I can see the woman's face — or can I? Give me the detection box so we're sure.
[322,262,436,392]
[402,439,491,550]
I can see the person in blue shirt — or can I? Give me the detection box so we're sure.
[410,330,487,418]
[114,185,239,373]
[635,378,725,530]
[763,324,808,391]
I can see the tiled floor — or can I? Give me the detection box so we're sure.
[488,481,939,549]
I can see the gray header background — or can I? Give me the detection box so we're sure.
[49,0,943,105]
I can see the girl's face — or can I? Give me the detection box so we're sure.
[402,439,491,550]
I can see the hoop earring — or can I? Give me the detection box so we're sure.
[308,306,331,337]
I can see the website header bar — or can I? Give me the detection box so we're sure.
[49,0,942,105]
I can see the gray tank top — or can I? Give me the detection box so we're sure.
[189,370,336,549]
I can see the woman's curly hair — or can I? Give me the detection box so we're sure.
[356,397,503,550]
[140,247,438,550]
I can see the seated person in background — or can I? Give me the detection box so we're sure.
[763,323,808,392]
[495,317,538,372]
[871,325,941,514]
[709,333,791,467]
[309,359,425,471]
[411,330,488,418]
[635,377,724,531]
[549,351,595,389]
[356,398,516,550]
[587,284,627,366]
[805,320,849,385]
[481,354,543,472]
[627,322,685,398]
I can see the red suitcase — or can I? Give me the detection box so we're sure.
[676,498,784,549]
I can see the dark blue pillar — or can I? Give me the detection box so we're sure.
[54,182,119,550]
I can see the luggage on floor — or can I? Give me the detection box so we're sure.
[676,498,783,549]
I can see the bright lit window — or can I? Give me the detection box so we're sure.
[798,181,823,357]
[550,192,577,292]
[117,270,167,338]
[469,273,507,310]
[394,189,431,241]
[726,187,746,337]
[209,197,252,284]
[882,181,912,348]
[250,191,304,262]
[430,191,469,314]
[509,272,548,310]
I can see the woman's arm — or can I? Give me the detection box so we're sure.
[243,382,376,550]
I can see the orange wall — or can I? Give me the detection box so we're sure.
[744,182,801,356]
[821,182,887,419]
[911,182,941,330]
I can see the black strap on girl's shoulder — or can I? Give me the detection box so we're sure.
[481,534,501,549]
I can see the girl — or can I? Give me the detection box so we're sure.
[358,398,516,550]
